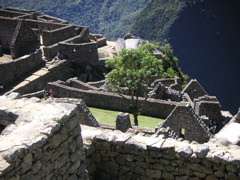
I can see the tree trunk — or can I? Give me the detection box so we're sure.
[133,112,138,126]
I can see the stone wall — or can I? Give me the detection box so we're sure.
[47,82,177,119]
[68,79,99,91]
[0,9,26,18]
[0,17,18,51]
[10,19,40,59]
[0,49,42,86]
[43,27,89,60]
[54,98,100,128]
[26,19,66,31]
[182,79,208,102]
[96,38,107,48]
[87,80,105,88]
[58,42,99,65]
[159,105,211,143]
[42,25,76,46]
[83,125,240,180]
[38,14,68,24]
[0,97,88,179]
[8,60,74,95]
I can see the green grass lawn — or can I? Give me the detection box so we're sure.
[89,107,164,129]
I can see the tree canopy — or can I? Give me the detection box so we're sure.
[105,43,185,125]
[105,44,163,96]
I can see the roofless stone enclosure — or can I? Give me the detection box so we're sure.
[0,7,107,95]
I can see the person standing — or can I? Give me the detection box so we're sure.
[49,89,54,99]
[0,83,3,94]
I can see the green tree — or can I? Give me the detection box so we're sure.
[105,44,164,126]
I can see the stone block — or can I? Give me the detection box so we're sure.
[162,171,174,179]
[146,169,161,178]
[116,112,132,132]
[176,145,193,158]
[195,145,209,158]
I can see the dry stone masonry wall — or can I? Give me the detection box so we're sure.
[47,82,177,119]
[0,97,88,179]
[83,125,240,180]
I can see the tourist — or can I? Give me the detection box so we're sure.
[0,83,3,94]
[49,89,54,99]
[210,121,217,134]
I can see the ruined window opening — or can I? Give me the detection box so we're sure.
[179,128,185,138]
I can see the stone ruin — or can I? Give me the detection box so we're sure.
[0,93,240,179]
[0,7,108,96]
[0,94,88,179]
[1,7,240,180]
[46,73,232,144]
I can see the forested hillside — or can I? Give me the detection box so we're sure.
[1,0,149,39]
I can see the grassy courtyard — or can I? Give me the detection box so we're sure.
[89,107,164,129]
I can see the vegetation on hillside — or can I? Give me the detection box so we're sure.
[1,0,148,39]
[1,0,204,41]
[130,0,186,42]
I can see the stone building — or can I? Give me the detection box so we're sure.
[0,7,107,95]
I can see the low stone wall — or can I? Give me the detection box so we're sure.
[42,25,76,46]
[83,125,240,180]
[48,82,177,118]
[26,19,66,31]
[0,49,42,85]
[0,9,26,18]
[9,60,73,95]
[58,41,99,65]
[87,80,105,88]
[96,38,107,48]
[68,79,99,90]
[0,17,18,50]
[43,27,89,60]
[0,97,88,179]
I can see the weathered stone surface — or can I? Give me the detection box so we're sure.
[116,112,132,132]
[194,171,206,178]
[0,98,87,179]
[6,92,21,100]
[227,172,238,180]
[195,145,209,158]
[22,153,33,173]
[176,145,193,158]
[146,169,161,178]
[206,175,219,180]
[214,171,225,178]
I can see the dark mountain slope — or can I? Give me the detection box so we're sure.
[168,0,240,114]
